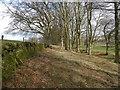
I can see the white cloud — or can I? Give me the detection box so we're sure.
[0,3,27,41]
[0,4,10,34]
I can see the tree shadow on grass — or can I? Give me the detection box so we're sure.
[23,53,113,88]
[3,50,118,88]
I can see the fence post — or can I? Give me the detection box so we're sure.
[23,37,25,42]
[0,35,3,89]
[1,35,4,42]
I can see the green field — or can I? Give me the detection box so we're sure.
[0,39,22,43]
[80,45,115,55]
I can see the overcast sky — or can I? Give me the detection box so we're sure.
[0,2,27,41]
[0,0,43,41]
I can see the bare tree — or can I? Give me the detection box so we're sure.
[2,1,119,60]
[114,2,120,63]
[100,16,114,55]
[85,2,102,55]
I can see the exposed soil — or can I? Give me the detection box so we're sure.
[3,45,119,88]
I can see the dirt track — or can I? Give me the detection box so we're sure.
[3,46,119,88]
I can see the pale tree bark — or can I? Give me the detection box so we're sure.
[63,3,71,50]
[74,2,85,52]
[71,21,75,48]
[58,3,64,48]
[86,2,93,55]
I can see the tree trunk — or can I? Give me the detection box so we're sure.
[114,2,119,63]
[78,26,81,52]
[86,43,88,53]
[64,37,68,50]
[76,36,80,52]
[69,39,71,50]
[64,28,68,50]
[68,26,71,50]
[106,42,109,55]
[71,39,74,49]
[86,25,88,53]
[88,42,92,55]
[79,35,81,49]
[86,2,93,55]
[61,36,64,47]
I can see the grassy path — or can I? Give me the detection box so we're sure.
[3,46,119,88]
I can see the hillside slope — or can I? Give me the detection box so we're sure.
[3,46,119,88]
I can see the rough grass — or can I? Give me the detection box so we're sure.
[3,46,119,88]
[1,39,22,44]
